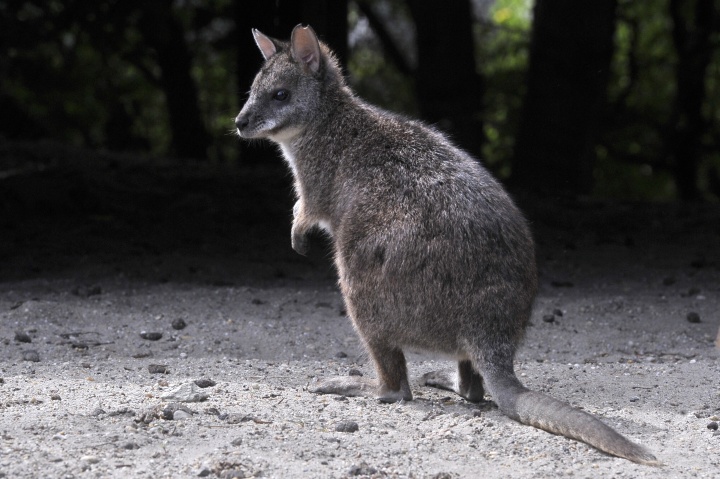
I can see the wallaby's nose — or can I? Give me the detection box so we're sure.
[235,114,249,131]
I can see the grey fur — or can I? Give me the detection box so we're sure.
[235,25,660,466]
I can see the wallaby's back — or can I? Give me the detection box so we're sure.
[235,25,659,466]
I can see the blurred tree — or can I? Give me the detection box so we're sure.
[598,0,720,201]
[2,0,719,200]
[138,0,211,159]
[512,0,617,196]
[667,0,716,200]
[406,0,484,157]
[0,0,211,158]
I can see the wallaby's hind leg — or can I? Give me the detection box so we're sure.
[458,360,485,401]
[422,359,485,402]
[310,343,413,403]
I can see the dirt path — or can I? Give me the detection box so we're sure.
[1,141,718,478]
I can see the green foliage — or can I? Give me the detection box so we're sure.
[175,0,239,162]
[2,0,718,199]
[600,0,720,201]
[0,1,172,153]
[346,0,418,115]
[476,0,532,178]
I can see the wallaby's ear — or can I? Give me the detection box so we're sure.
[252,29,278,61]
[291,24,321,74]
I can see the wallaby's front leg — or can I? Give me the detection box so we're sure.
[291,200,311,255]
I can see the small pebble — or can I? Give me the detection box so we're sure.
[113,409,136,417]
[50,394,61,401]
[197,469,212,477]
[708,422,718,431]
[162,402,194,420]
[686,312,701,323]
[348,464,377,476]
[335,351,348,358]
[140,331,163,341]
[690,258,707,268]
[173,410,192,420]
[629,397,639,402]
[335,421,359,433]
[132,352,153,359]
[14,331,32,343]
[348,369,363,377]
[148,364,169,374]
[90,408,106,417]
[72,285,102,297]
[171,318,187,330]
[22,350,40,362]
[80,455,100,464]
[123,442,140,450]
[542,314,555,323]
[230,437,243,446]
[161,383,209,402]
[194,379,216,388]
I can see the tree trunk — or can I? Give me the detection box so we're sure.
[139,0,211,159]
[406,0,484,158]
[300,0,348,67]
[668,0,714,200]
[512,0,617,196]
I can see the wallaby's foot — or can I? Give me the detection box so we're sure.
[310,376,376,397]
[422,370,457,391]
[310,376,413,403]
[423,370,485,403]
[423,360,485,403]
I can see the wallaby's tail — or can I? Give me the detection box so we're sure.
[482,366,661,466]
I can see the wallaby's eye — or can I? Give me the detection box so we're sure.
[273,89,290,101]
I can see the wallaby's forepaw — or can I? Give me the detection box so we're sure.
[291,231,309,255]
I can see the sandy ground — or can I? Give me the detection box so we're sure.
[0,141,719,478]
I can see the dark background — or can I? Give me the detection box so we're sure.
[3,0,720,198]
[1,0,719,283]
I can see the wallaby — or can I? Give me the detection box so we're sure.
[235,24,659,466]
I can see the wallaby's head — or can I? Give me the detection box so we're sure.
[235,25,343,144]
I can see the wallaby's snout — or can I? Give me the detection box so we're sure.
[234,99,266,139]
[234,111,250,136]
